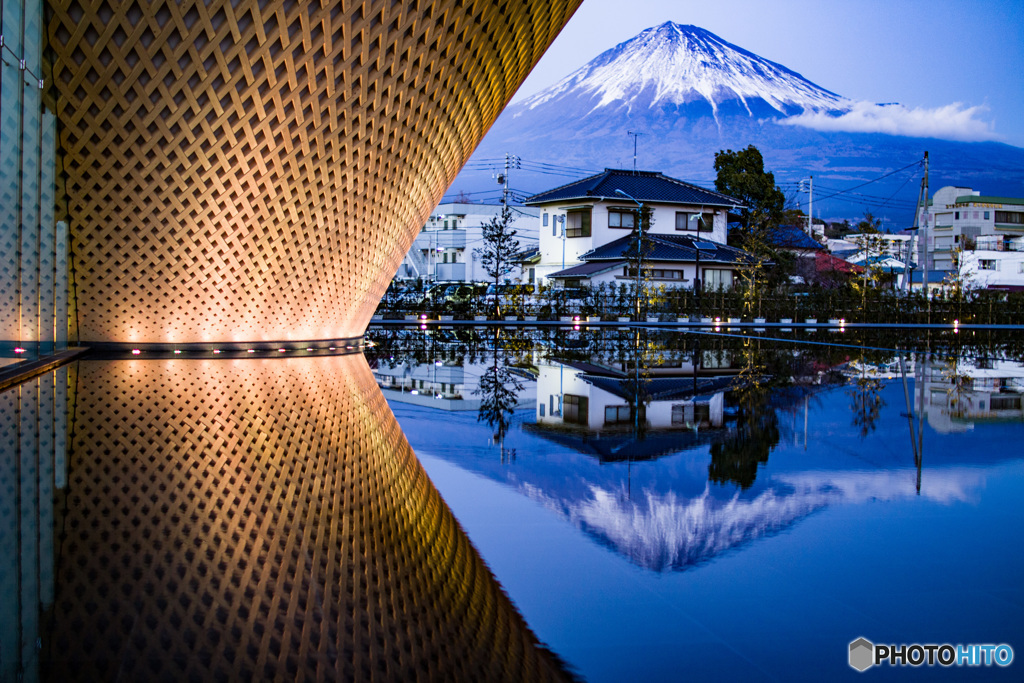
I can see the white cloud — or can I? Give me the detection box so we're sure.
[779,101,1000,142]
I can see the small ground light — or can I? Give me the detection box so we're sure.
[173,349,181,354]
[306,347,313,351]
[247,349,255,353]
[278,348,286,352]
[213,350,221,354]
[14,347,25,354]
[131,349,141,355]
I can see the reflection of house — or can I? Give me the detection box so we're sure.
[534,360,730,439]
[524,169,750,289]
[373,360,535,411]
[917,357,1024,433]
[397,202,539,283]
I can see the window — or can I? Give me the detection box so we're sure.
[704,269,733,290]
[675,211,714,232]
[566,209,591,238]
[605,405,631,424]
[443,253,448,263]
[979,259,997,270]
[608,208,637,230]
[543,212,549,227]
[702,350,731,368]
[649,269,683,279]
[670,403,709,425]
[539,403,545,417]
[984,211,990,220]
[444,220,449,228]
[991,395,1021,411]
[954,211,959,220]
[995,211,1024,225]
[528,267,535,283]
[563,394,588,425]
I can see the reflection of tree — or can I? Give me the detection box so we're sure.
[938,338,971,419]
[475,331,525,460]
[849,375,885,436]
[708,408,779,489]
[709,339,779,489]
[619,329,659,441]
[848,353,887,437]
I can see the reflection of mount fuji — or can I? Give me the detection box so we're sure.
[523,468,983,572]
[391,382,1018,573]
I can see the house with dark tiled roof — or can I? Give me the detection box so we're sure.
[523,169,749,290]
[766,225,825,257]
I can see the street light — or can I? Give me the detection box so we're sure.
[614,189,644,318]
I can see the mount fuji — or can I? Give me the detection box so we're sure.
[450,22,1024,225]
[518,22,846,122]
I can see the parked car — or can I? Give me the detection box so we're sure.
[482,283,535,305]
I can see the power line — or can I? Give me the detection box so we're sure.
[812,160,924,203]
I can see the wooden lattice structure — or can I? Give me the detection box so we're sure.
[44,355,572,680]
[48,0,580,343]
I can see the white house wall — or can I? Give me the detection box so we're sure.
[534,201,729,285]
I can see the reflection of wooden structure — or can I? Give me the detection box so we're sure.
[48,0,580,343]
[42,355,570,681]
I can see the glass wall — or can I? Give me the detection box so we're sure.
[1,0,67,361]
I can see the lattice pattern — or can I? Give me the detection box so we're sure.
[47,0,581,343]
[44,355,570,681]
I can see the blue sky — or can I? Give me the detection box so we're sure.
[513,0,1024,148]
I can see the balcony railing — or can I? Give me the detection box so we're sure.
[413,229,467,250]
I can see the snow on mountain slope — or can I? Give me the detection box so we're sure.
[519,21,848,119]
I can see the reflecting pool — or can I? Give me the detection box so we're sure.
[369,326,1024,682]
[1,327,1022,681]
[2,353,570,682]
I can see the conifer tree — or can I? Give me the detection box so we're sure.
[474,203,521,317]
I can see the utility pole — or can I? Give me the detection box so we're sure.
[559,215,567,270]
[615,189,645,318]
[918,152,930,300]
[799,176,813,237]
[904,170,927,293]
[498,153,521,206]
[808,175,813,237]
[627,131,642,174]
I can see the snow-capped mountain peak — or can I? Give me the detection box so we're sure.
[520,22,847,118]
